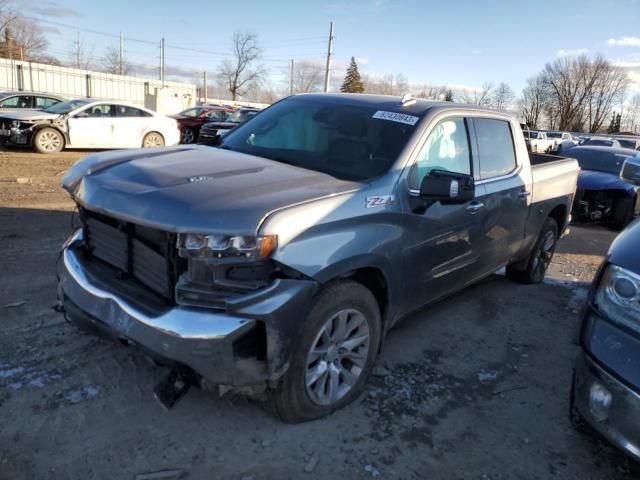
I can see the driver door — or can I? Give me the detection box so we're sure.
[402,116,487,311]
[67,104,115,148]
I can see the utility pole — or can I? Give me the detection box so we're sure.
[323,21,334,92]
[203,71,208,105]
[119,32,124,75]
[76,31,81,69]
[290,59,294,96]
[159,38,165,87]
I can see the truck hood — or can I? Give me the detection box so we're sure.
[63,145,360,234]
[0,110,60,121]
[578,169,636,194]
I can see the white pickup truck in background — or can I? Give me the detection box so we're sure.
[524,130,571,153]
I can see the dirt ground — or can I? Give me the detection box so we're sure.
[0,148,638,480]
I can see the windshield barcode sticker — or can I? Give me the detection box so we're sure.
[372,110,419,125]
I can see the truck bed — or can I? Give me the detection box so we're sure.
[529,152,580,205]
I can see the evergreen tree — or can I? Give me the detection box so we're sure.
[341,57,365,93]
[444,88,454,102]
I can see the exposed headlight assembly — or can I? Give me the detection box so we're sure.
[10,120,20,129]
[595,264,640,333]
[177,233,277,260]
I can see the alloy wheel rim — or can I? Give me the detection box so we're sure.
[305,308,370,406]
[182,129,194,143]
[144,134,163,147]
[39,131,61,152]
[532,231,555,281]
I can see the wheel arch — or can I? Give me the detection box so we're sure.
[547,203,567,236]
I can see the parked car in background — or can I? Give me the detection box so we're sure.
[0,91,64,112]
[614,136,640,150]
[571,205,640,462]
[0,98,180,153]
[172,106,235,144]
[197,107,260,146]
[582,137,623,148]
[569,146,640,229]
[546,131,575,150]
[58,94,579,422]
[524,130,555,153]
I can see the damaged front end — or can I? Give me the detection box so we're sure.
[57,209,318,400]
[0,116,66,147]
[572,188,639,228]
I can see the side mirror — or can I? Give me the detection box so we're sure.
[621,156,640,186]
[73,111,89,119]
[419,170,475,204]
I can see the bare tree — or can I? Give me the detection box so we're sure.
[292,60,323,93]
[363,73,409,95]
[461,82,494,106]
[67,35,94,70]
[218,31,264,100]
[519,76,549,128]
[584,56,629,132]
[100,45,131,75]
[621,93,640,133]
[492,82,514,111]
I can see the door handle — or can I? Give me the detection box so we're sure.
[518,191,531,199]
[466,201,484,214]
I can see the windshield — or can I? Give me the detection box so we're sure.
[220,97,419,181]
[570,149,632,174]
[546,132,562,138]
[44,99,89,114]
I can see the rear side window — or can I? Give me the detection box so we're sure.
[115,105,151,117]
[475,118,517,179]
[1,95,32,108]
[36,97,59,108]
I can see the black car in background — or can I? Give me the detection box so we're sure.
[569,146,640,229]
[571,159,640,462]
[197,108,259,146]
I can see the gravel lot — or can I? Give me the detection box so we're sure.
[0,148,638,480]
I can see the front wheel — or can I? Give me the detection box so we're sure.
[142,132,165,148]
[265,280,381,423]
[506,217,558,284]
[181,127,195,144]
[33,128,64,154]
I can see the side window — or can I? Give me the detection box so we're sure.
[115,105,151,117]
[1,95,32,108]
[85,104,114,118]
[36,97,59,108]
[205,110,226,121]
[474,118,517,179]
[408,117,471,190]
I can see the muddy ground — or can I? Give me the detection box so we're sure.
[0,148,638,480]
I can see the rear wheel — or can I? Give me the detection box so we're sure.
[142,132,165,148]
[181,127,195,144]
[265,280,381,423]
[506,217,558,284]
[33,128,64,154]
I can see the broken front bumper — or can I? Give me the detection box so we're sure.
[574,351,640,462]
[58,230,317,388]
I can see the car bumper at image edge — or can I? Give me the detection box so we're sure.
[574,351,640,462]
[58,231,317,387]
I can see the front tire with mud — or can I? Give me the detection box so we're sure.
[266,280,381,423]
[506,217,558,284]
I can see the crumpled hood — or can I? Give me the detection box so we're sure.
[63,145,359,234]
[578,169,636,194]
[0,110,60,121]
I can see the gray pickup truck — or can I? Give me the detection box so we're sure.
[58,94,579,422]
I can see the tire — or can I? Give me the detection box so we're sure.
[265,280,382,423]
[33,128,64,154]
[506,217,558,284]
[181,127,195,144]
[569,368,586,431]
[142,132,165,148]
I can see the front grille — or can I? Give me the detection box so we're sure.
[82,211,179,301]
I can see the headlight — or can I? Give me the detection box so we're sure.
[10,120,20,128]
[177,233,277,260]
[595,264,640,333]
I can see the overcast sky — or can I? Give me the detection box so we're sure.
[23,0,640,94]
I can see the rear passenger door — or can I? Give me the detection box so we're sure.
[112,105,153,147]
[471,117,530,274]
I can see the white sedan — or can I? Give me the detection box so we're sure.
[0,98,180,153]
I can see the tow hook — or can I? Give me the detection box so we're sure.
[153,370,191,410]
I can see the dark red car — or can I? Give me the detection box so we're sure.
[171,106,235,144]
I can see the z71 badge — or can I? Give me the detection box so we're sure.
[366,195,395,208]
